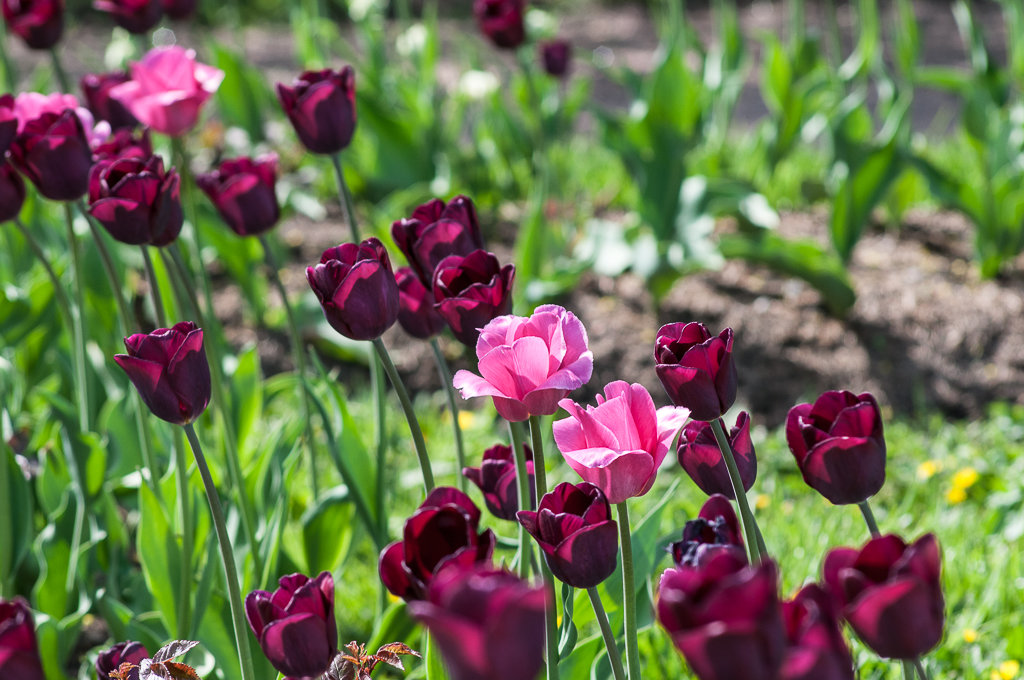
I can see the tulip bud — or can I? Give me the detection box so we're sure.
[9,109,92,201]
[306,238,399,341]
[463,442,534,521]
[197,154,280,237]
[655,322,738,422]
[0,597,46,680]
[677,411,756,499]
[0,162,26,223]
[391,194,484,287]
[276,67,357,155]
[81,71,140,131]
[88,154,184,246]
[539,39,571,77]
[432,249,514,347]
[395,267,446,340]
[668,494,745,568]
[1,0,63,49]
[474,0,526,49]
[91,128,153,162]
[96,641,148,680]
[93,0,162,34]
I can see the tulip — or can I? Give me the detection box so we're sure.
[657,552,785,680]
[160,0,194,19]
[677,412,756,499]
[432,250,514,347]
[781,584,854,680]
[8,109,92,200]
[474,0,525,49]
[655,322,738,422]
[93,0,162,34]
[113,321,211,425]
[553,380,688,504]
[379,487,496,602]
[245,571,337,679]
[276,67,356,155]
[88,154,183,246]
[0,162,26,223]
[109,45,224,137]
[96,641,148,680]
[668,494,744,568]
[539,39,571,77]
[81,71,139,130]
[786,390,886,505]
[453,304,592,422]
[0,597,46,680]
[395,266,446,340]
[306,238,399,341]
[391,194,484,287]
[91,128,153,162]
[407,564,547,680]
[8,91,78,130]
[517,481,618,588]
[1,0,63,49]
[463,442,534,521]
[0,94,15,154]
[196,154,280,237]
[823,533,944,660]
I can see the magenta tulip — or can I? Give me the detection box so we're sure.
[463,443,534,521]
[669,494,744,568]
[306,238,399,341]
[96,641,148,680]
[276,67,356,155]
[823,533,944,660]
[453,304,592,422]
[655,322,738,421]
[786,390,886,505]
[93,0,161,34]
[432,249,514,347]
[88,154,183,246]
[9,109,92,200]
[781,584,854,680]
[395,266,446,340]
[553,380,688,504]
[81,71,139,130]
[391,194,484,287]
[197,154,280,237]
[1,0,63,49]
[677,411,756,499]
[474,0,525,49]
[0,598,45,680]
[0,162,25,223]
[539,39,571,77]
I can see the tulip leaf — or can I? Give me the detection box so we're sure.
[557,635,601,680]
[558,582,579,661]
[138,481,181,637]
[302,488,355,574]
[424,630,449,680]
[1,443,34,587]
[209,43,271,142]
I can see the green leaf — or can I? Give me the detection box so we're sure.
[558,582,579,661]
[229,345,263,465]
[138,482,181,636]
[425,630,449,680]
[302,488,355,574]
[829,140,904,262]
[210,43,271,142]
[1,445,33,586]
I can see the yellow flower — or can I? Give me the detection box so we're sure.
[947,487,967,504]
[999,660,1020,679]
[457,410,477,430]
[952,467,980,490]
[755,494,771,510]
[917,460,939,480]
[962,628,979,643]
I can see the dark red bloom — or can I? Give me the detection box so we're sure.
[823,533,944,660]
[473,0,525,49]
[378,487,496,602]
[657,552,785,680]
[655,322,738,422]
[463,442,534,521]
[0,162,26,223]
[276,67,356,155]
[306,238,399,341]
[785,390,886,505]
[95,641,148,680]
[407,564,547,680]
[668,494,745,568]
[391,194,483,287]
[81,71,139,130]
[1,0,63,49]
[0,597,45,680]
[432,249,514,347]
[0,94,15,154]
[160,0,193,19]
[114,321,211,425]
[780,584,854,680]
[93,0,161,34]
[395,266,446,340]
[517,481,618,589]
[677,412,756,499]
[8,109,92,201]
[88,154,183,246]
[245,571,337,680]
[539,39,571,77]
[196,154,280,237]
[91,127,153,162]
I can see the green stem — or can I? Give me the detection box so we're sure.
[902,660,915,680]
[49,46,70,92]
[859,500,881,538]
[141,247,167,327]
[370,349,387,541]
[430,339,466,491]
[586,587,627,680]
[616,502,640,680]
[183,424,256,680]
[0,29,17,91]
[371,338,433,492]
[528,416,559,680]
[914,658,930,680]
[14,218,74,328]
[710,418,767,562]
[330,154,360,242]
[508,420,532,579]
[172,429,193,638]
[62,205,90,432]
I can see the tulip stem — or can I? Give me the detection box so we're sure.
[141,246,167,327]
[172,429,193,638]
[14,218,74,329]
[330,154,360,242]
[370,350,387,541]
[62,205,91,433]
[371,338,434,492]
[858,500,881,538]
[529,416,560,680]
[48,46,71,92]
[615,502,641,680]
[711,418,767,563]
[587,587,627,680]
[508,420,532,579]
[183,423,256,680]
[914,658,930,680]
[430,338,466,492]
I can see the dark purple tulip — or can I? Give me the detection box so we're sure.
[0,94,15,154]
[407,564,547,680]
[517,481,618,589]
[0,162,26,223]
[1,0,63,49]
[539,39,571,77]
[432,249,514,347]
[781,584,854,680]
[677,412,756,499]
[306,238,399,341]
[657,552,785,680]
[81,71,139,130]
[88,154,183,246]
[0,597,45,680]
[160,0,194,19]
[93,0,161,34]
[785,390,886,505]
[655,322,738,422]
[276,67,356,155]
[395,266,446,339]
[391,194,484,287]
[91,127,153,162]
[8,109,92,201]
[668,494,744,568]
[245,571,337,679]
[113,321,211,426]
[463,443,534,521]
[473,0,525,49]
[196,154,280,237]
[823,533,943,660]
[96,641,148,680]
[379,487,496,602]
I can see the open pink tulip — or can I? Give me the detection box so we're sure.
[452,304,593,422]
[553,381,689,504]
[110,45,224,136]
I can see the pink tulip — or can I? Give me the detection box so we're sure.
[553,381,689,504]
[452,304,593,422]
[110,45,224,137]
